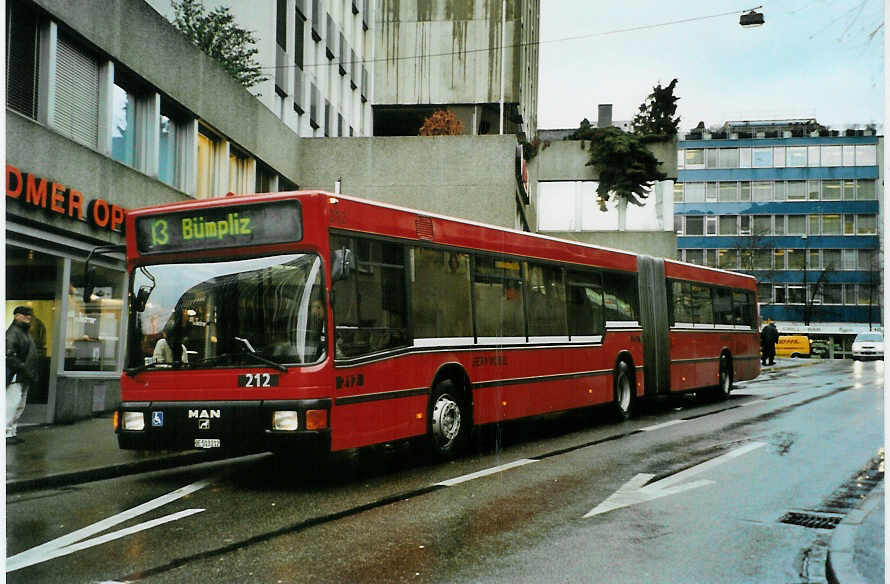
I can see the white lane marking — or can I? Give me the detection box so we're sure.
[640,419,686,432]
[584,441,766,518]
[6,479,209,572]
[435,459,538,487]
[7,509,204,571]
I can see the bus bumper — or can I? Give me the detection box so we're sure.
[115,399,332,454]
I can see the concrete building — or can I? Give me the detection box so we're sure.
[5,0,534,423]
[372,0,539,139]
[533,105,679,257]
[144,0,375,138]
[675,120,882,356]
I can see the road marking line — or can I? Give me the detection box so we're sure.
[584,442,766,517]
[435,459,538,487]
[6,479,209,572]
[7,509,205,571]
[640,420,686,432]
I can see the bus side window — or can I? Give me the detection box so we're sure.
[714,287,734,325]
[410,248,472,339]
[691,284,714,326]
[473,256,525,339]
[566,270,604,337]
[525,262,567,337]
[603,271,639,324]
[672,280,694,327]
[331,235,408,358]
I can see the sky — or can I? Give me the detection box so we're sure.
[537,0,884,131]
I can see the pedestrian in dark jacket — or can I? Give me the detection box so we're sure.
[7,306,38,442]
[760,320,779,366]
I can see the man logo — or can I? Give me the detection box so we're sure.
[198,419,210,430]
[188,409,221,419]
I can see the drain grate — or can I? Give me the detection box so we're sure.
[780,512,842,530]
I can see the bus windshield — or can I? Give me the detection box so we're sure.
[127,253,326,370]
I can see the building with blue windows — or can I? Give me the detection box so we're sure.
[675,120,882,357]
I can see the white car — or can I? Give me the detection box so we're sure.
[851,332,884,360]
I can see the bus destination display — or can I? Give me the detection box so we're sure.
[135,200,302,253]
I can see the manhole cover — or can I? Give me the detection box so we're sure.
[779,512,842,530]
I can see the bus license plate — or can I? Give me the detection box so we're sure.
[194,438,221,449]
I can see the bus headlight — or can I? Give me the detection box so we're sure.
[122,411,145,431]
[272,410,299,431]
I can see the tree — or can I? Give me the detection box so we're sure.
[567,80,679,212]
[418,110,464,136]
[631,78,680,138]
[172,0,268,89]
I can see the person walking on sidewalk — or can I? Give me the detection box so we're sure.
[760,319,779,366]
[6,305,37,443]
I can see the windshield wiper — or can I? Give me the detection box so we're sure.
[125,361,185,378]
[233,337,289,371]
[198,347,289,372]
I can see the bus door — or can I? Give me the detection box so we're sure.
[637,255,670,395]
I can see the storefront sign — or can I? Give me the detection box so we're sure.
[6,164,126,233]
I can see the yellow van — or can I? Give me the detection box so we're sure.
[775,335,810,358]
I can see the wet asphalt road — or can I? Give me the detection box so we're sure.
[6,359,884,583]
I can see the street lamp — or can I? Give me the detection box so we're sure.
[740,8,765,28]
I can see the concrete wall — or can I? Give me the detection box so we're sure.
[532,136,678,258]
[295,134,523,228]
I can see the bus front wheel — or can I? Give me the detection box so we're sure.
[613,361,634,421]
[429,380,470,459]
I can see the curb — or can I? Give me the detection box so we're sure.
[826,482,884,584]
[6,450,221,494]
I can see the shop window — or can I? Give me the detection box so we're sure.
[6,247,61,405]
[6,3,40,120]
[67,262,124,372]
[55,33,100,148]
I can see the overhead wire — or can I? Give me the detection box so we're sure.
[260,5,763,73]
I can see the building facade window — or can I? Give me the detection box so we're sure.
[55,33,100,148]
[6,3,40,120]
[196,128,218,198]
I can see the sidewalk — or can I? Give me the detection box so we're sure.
[5,415,220,494]
[827,483,885,584]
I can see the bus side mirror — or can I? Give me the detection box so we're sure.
[134,286,152,312]
[331,248,354,282]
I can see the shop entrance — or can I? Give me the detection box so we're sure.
[6,247,62,422]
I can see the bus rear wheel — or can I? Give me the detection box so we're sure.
[613,361,634,421]
[428,380,470,459]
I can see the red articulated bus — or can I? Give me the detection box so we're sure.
[110,192,760,458]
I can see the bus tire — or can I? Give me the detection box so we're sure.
[428,379,470,459]
[612,361,634,421]
[716,354,733,400]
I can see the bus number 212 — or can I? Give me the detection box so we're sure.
[239,373,279,387]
